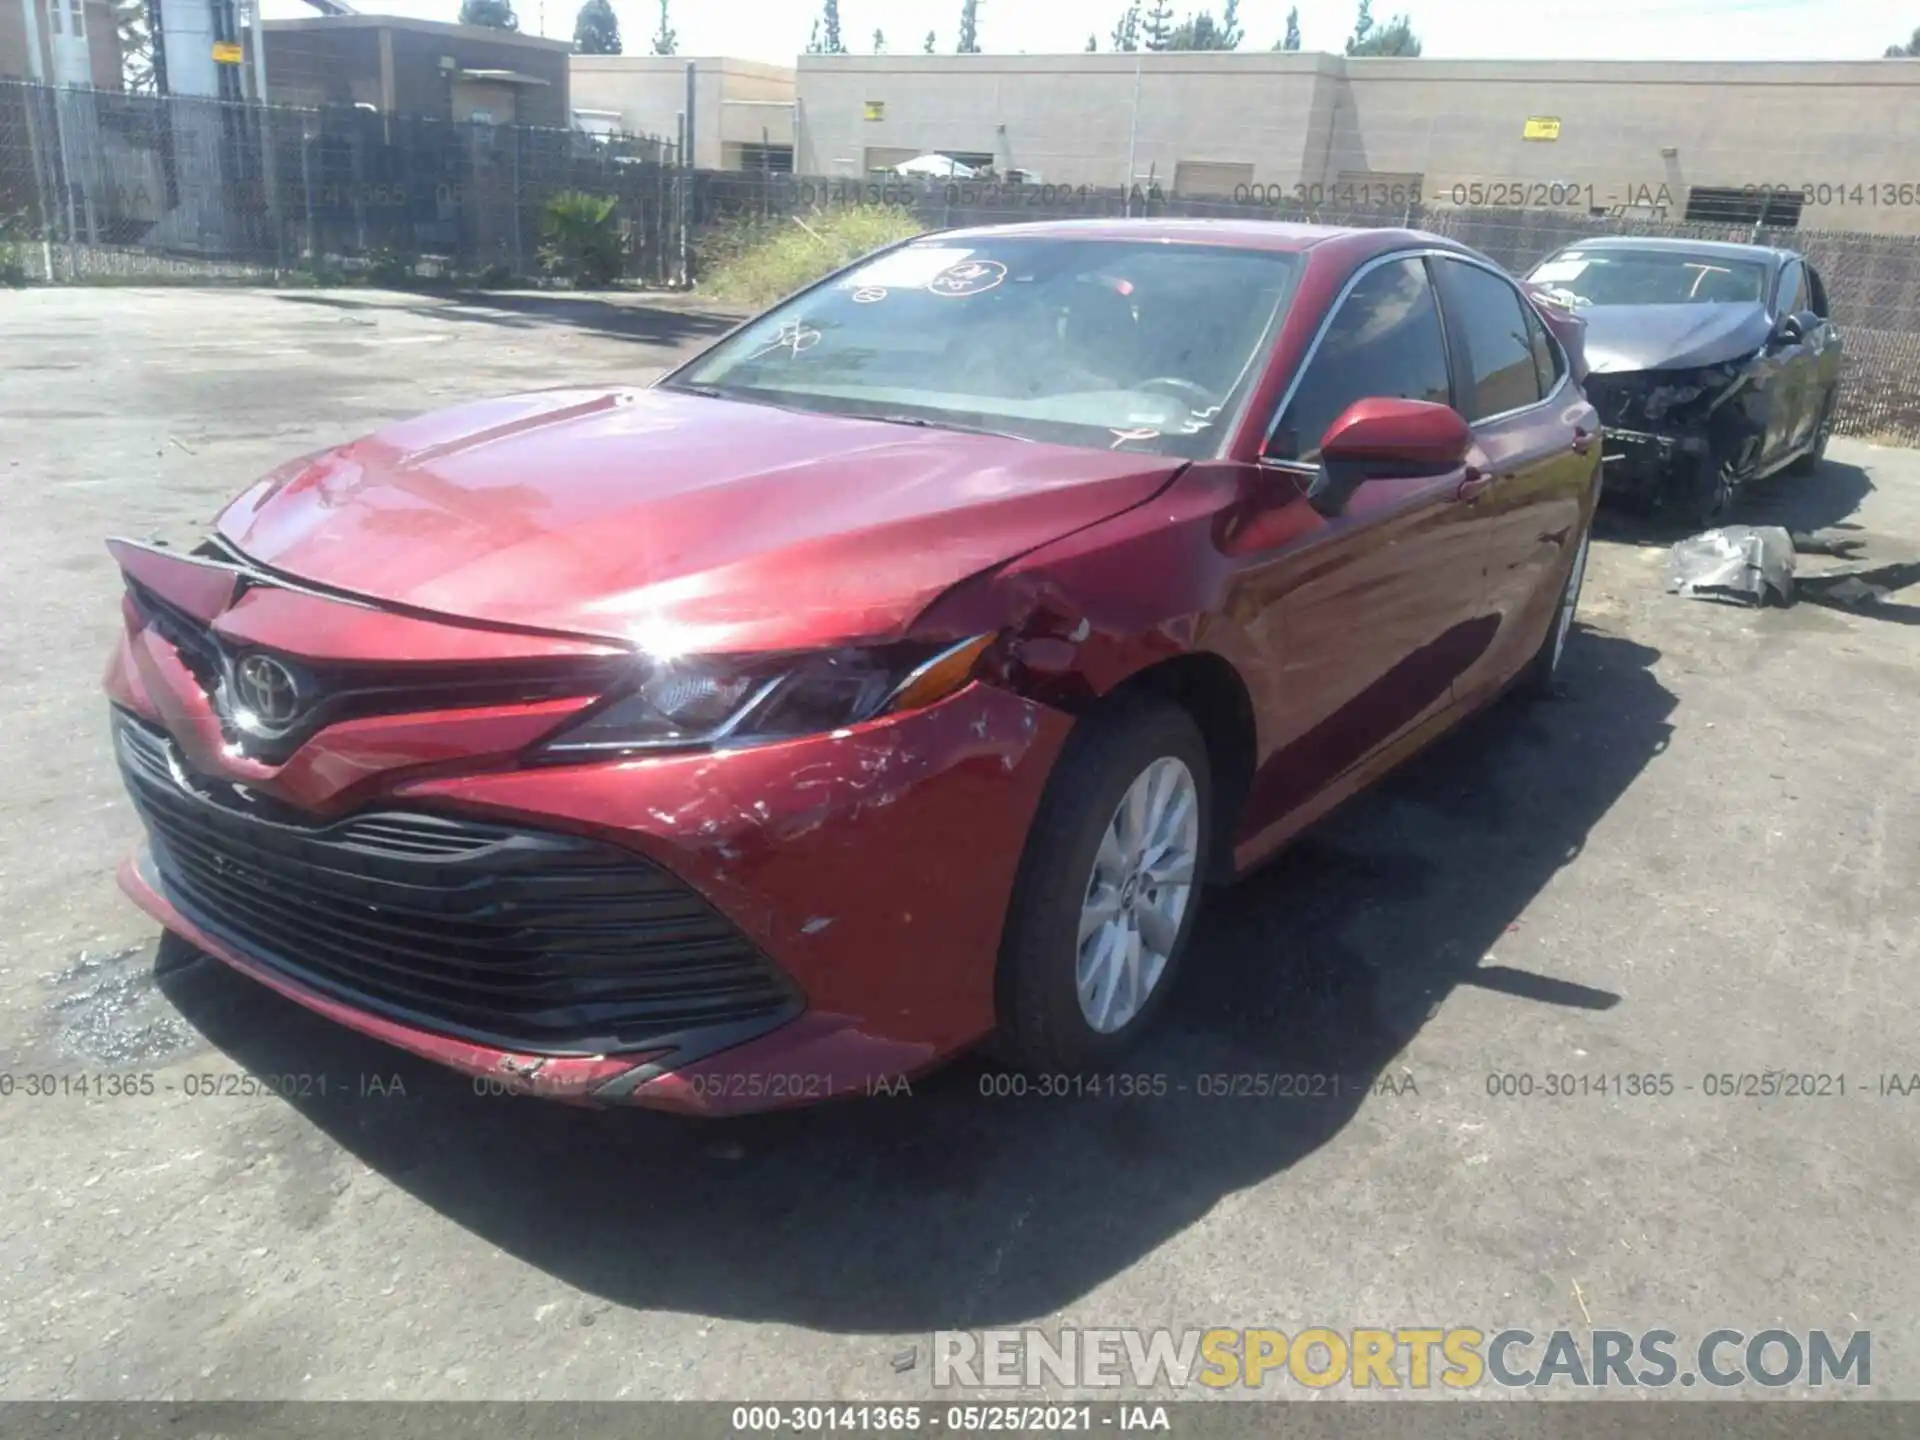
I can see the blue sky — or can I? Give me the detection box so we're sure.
[259,0,1918,64]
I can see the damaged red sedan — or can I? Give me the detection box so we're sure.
[106,219,1600,1114]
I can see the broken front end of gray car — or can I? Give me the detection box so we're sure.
[1583,360,1771,526]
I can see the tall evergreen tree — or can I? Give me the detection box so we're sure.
[573,0,621,53]
[459,0,518,31]
[1110,4,1141,51]
[1141,0,1176,51]
[1279,5,1302,49]
[873,27,886,52]
[956,0,981,52]
[1345,0,1421,56]
[820,0,847,54]
[648,0,674,53]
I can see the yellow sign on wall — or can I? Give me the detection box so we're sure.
[1522,116,1562,141]
[212,40,244,64]
[864,101,886,121]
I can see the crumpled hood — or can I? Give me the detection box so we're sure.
[217,387,1184,653]
[1579,302,1774,375]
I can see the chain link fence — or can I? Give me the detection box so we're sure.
[6,81,1920,447]
[0,80,683,287]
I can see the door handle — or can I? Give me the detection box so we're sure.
[1457,468,1495,502]
[1571,426,1596,455]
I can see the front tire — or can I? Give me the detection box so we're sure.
[993,696,1212,1073]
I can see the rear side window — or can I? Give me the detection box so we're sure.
[1806,265,1830,317]
[1434,257,1544,420]
[1268,256,1451,463]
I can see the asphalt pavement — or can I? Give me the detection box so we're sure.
[1,289,1915,1404]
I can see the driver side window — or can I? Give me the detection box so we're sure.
[1268,257,1451,464]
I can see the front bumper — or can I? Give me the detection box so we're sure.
[109,664,1073,1113]
[1600,427,1708,498]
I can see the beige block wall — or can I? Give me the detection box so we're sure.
[796,52,1337,186]
[1335,59,1920,234]
[797,52,1920,234]
[569,55,793,165]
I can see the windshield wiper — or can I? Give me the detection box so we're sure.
[851,412,1036,442]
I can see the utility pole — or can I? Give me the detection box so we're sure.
[37,0,81,270]
[15,0,55,276]
[1124,46,1142,216]
[247,0,283,270]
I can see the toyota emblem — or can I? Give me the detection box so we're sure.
[233,654,301,729]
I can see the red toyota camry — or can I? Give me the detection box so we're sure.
[106,219,1600,1114]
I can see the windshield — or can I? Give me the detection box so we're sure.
[1526,249,1768,307]
[665,237,1303,457]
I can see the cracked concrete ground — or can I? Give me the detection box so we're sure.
[1,289,1916,1406]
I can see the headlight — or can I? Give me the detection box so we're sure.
[539,634,997,756]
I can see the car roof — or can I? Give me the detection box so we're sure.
[1541,235,1798,267]
[921,216,1449,254]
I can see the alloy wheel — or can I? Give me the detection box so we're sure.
[1075,756,1200,1034]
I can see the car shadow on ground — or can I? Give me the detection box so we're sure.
[269,290,743,348]
[157,628,1674,1332]
[1594,457,1875,549]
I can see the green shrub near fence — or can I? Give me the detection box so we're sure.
[696,203,927,308]
[539,191,625,286]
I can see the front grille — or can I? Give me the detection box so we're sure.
[115,712,802,1056]
[122,578,631,765]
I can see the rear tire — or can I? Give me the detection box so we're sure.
[1516,518,1593,700]
[993,695,1212,1073]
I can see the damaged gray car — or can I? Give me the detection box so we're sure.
[1524,237,1843,524]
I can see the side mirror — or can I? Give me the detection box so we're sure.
[1306,398,1473,518]
[1776,310,1818,346]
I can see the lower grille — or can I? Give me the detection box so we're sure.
[114,711,801,1056]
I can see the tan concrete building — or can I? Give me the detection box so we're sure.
[569,55,794,167]
[796,52,1920,235]
[1,0,123,89]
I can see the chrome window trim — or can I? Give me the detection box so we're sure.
[1258,246,1573,459]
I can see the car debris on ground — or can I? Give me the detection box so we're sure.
[1665,525,1797,607]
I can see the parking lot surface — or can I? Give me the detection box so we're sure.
[2,289,1917,1402]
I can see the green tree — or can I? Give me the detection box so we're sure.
[817,0,847,53]
[1141,0,1175,49]
[1086,32,1098,50]
[573,0,621,53]
[873,27,886,52]
[1886,26,1920,55]
[1110,4,1141,51]
[957,0,980,52]
[1346,0,1421,55]
[1166,5,1241,49]
[648,0,673,53]
[1279,5,1301,49]
[458,0,518,31]
[924,29,937,51]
